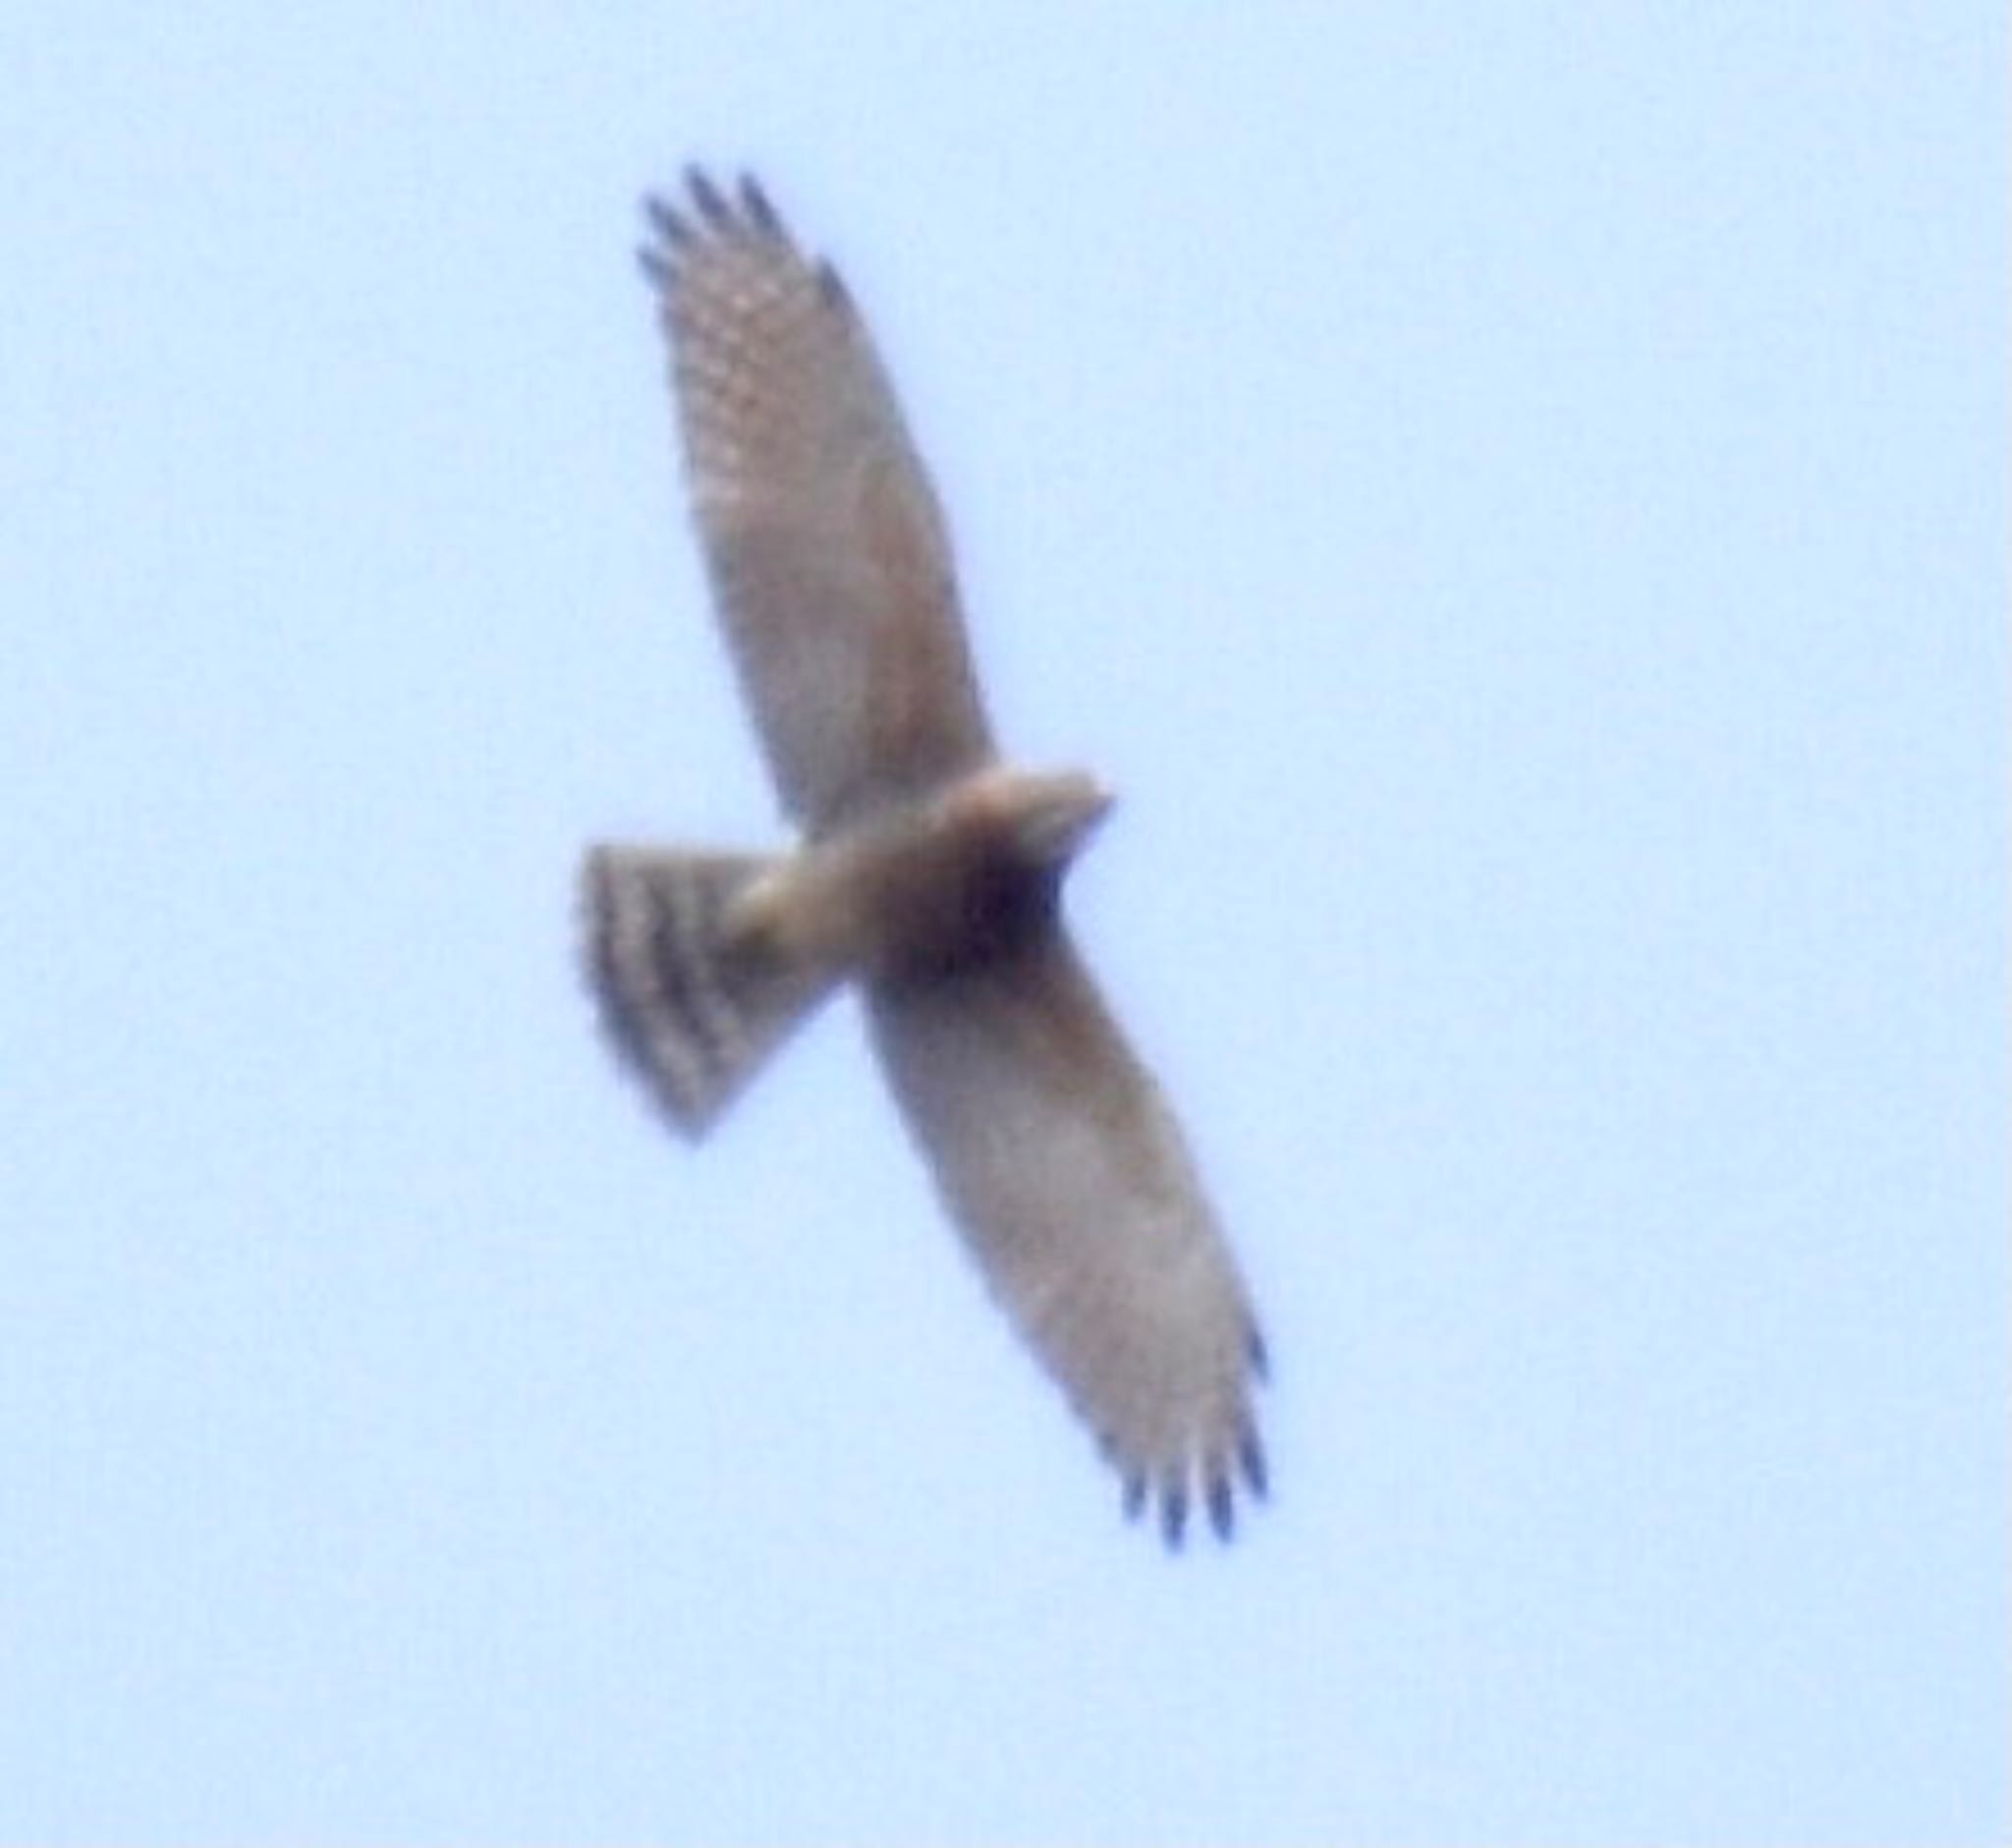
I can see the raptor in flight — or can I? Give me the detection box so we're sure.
[582,170,1267,1544]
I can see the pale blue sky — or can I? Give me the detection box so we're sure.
[2,4,2004,1842]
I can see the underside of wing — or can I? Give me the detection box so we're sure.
[866,931,1267,1544]
[642,171,994,833]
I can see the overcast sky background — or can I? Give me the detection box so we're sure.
[2,4,2004,1842]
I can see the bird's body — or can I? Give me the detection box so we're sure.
[582,171,1266,1544]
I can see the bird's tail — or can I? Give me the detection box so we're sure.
[580,845,841,1138]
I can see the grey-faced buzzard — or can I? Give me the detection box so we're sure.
[582,171,1267,1545]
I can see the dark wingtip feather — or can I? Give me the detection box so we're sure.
[636,244,672,290]
[638,196,689,292]
[814,257,854,315]
[1159,1483,1190,1550]
[1205,1472,1236,1541]
[686,165,733,230]
[643,193,692,248]
[738,173,783,238]
[1238,1421,1269,1501]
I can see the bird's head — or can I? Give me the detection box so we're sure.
[937,764,1114,872]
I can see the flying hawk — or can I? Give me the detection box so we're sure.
[582,170,1267,1544]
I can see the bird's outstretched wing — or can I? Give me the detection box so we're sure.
[866,933,1268,1544]
[642,171,994,834]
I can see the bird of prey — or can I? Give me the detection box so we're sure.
[581,170,1267,1545]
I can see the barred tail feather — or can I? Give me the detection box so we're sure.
[581,845,838,1138]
